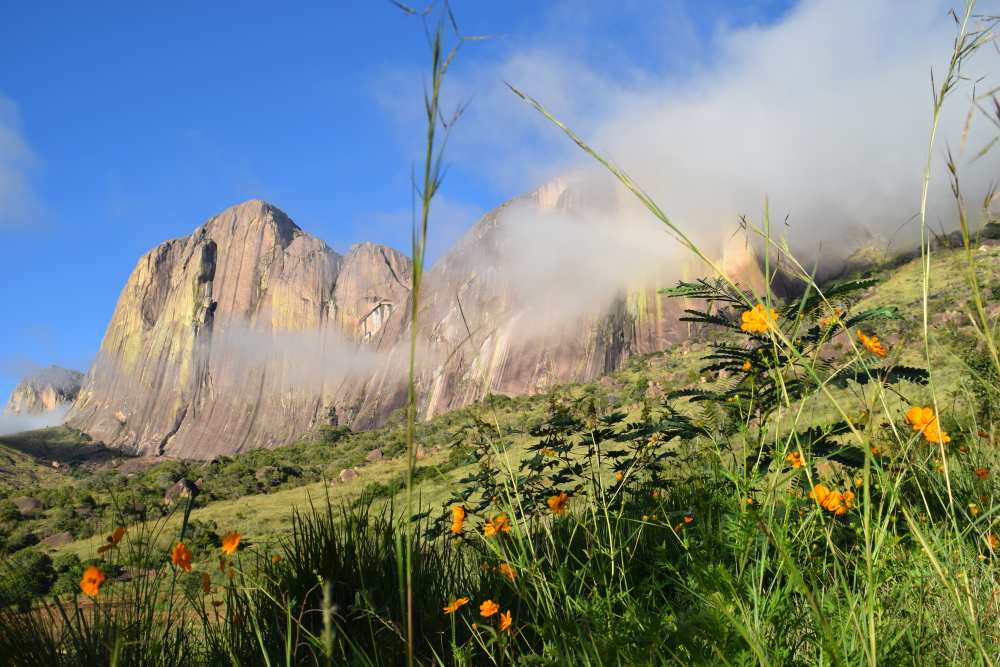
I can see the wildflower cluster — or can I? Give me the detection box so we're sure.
[443,595,514,634]
[809,484,856,516]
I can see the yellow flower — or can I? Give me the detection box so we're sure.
[785,451,804,469]
[479,599,500,618]
[740,304,778,334]
[221,531,241,556]
[442,596,470,614]
[857,331,888,357]
[97,527,126,554]
[969,503,980,517]
[741,359,752,372]
[79,565,105,597]
[540,448,557,457]
[450,505,466,534]
[498,563,517,582]
[483,514,511,536]
[547,491,570,516]
[499,609,512,632]
[171,542,193,572]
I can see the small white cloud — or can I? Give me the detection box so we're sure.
[0,404,70,437]
[0,95,42,230]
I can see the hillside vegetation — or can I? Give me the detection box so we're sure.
[1,240,999,663]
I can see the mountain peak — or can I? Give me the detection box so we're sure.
[198,199,302,249]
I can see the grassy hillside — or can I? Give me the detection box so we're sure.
[1,242,998,664]
[1,245,996,563]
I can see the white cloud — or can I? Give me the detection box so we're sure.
[0,404,69,437]
[383,0,1000,274]
[0,95,42,229]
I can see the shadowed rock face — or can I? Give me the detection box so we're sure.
[4,366,84,416]
[69,187,770,459]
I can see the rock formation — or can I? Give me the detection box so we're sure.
[4,366,83,416]
[67,200,411,458]
[68,180,771,458]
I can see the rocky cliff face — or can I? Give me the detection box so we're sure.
[4,366,84,416]
[69,182,769,458]
[66,200,411,457]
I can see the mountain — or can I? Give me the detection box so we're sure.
[67,201,411,458]
[67,181,771,458]
[4,366,84,416]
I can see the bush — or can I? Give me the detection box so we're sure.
[0,550,55,610]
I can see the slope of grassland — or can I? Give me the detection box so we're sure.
[2,244,997,568]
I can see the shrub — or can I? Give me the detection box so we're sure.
[0,550,55,611]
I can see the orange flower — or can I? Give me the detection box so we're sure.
[785,451,804,469]
[922,421,951,444]
[809,484,854,516]
[499,609,512,632]
[201,572,212,594]
[547,491,570,516]
[969,503,980,517]
[97,526,127,555]
[442,596,470,614]
[905,406,934,432]
[479,599,500,618]
[272,555,283,564]
[683,515,694,525]
[498,563,517,582]
[819,307,843,328]
[540,448,557,457]
[905,406,950,444]
[740,304,778,334]
[221,531,241,556]
[171,542,193,572]
[450,505,466,534]
[988,533,999,551]
[741,359,752,372]
[79,565,106,597]
[857,331,888,357]
[614,472,624,482]
[975,467,990,479]
[484,514,511,536]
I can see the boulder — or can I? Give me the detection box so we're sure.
[40,531,74,548]
[365,448,383,463]
[11,496,42,518]
[163,479,199,505]
[339,468,359,483]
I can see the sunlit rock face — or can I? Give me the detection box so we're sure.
[69,183,774,459]
[4,366,83,416]
[66,201,410,458]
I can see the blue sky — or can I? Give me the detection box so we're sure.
[0,0,796,399]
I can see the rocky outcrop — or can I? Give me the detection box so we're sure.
[4,366,83,416]
[67,200,411,458]
[69,181,772,459]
